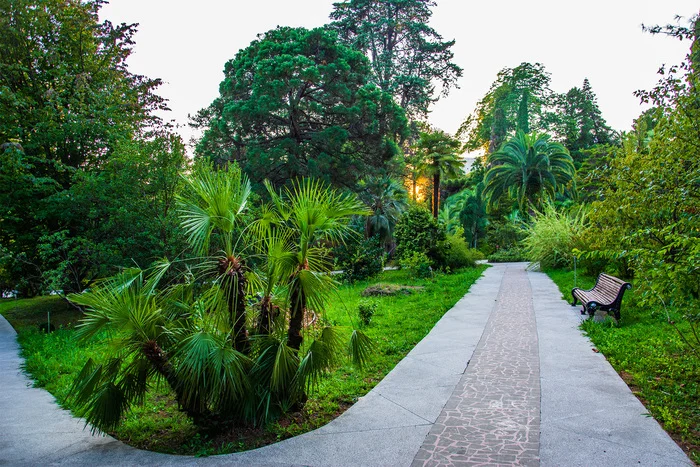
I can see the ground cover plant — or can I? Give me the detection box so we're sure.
[547,269,700,463]
[2,266,485,455]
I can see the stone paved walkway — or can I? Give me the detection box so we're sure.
[413,266,540,466]
[0,263,693,466]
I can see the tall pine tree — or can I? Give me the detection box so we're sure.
[330,0,462,119]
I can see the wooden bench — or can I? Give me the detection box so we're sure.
[571,273,632,320]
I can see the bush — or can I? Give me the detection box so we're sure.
[522,203,586,270]
[435,230,478,270]
[400,251,433,278]
[394,206,445,265]
[334,234,385,283]
[357,299,377,326]
[484,216,524,254]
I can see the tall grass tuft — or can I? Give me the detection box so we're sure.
[522,203,587,270]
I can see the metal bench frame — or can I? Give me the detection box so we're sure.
[571,273,632,320]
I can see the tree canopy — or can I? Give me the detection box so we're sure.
[0,0,165,172]
[329,0,462,119]
[560,79,617,162]
[458,63,556,153]
[194,26,407,191]
[0,0,168,296]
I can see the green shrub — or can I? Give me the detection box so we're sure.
[400,251,433,278]
[357,299,377,326]
[468,249,486,261]
[334,234,386,283]
[522,203,586,270]
[435,230,478,270]
[484,215,524,253]
[394,206,445,265]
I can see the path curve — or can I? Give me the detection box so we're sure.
[0,263,692,466]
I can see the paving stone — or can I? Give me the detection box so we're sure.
[412,265,541,466]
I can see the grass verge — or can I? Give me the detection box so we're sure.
[547,269,700,464]
[1,266,486,455]
[0,295,79,331]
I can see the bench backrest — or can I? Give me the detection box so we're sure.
[595,273,632,304]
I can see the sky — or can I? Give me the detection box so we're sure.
[100,1,699,151]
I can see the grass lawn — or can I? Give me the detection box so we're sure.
[547,269,700,463]
[0,295,78,331]
[1,265,486,455]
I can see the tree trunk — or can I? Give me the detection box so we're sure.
[432,172,440,218]
[229,273,248,353]
[219,256,248,352]
[142,339,206,422]
[287,278,306,351]
[257,295,276,335]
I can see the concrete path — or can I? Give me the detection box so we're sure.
[0,263,692,466]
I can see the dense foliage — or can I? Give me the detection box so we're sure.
[0,0,173,296]
[334,233,386,283]
[394,206,445,265]
[330,0,462,118]
[436,230,479,271]
[194,26,407,190]
[522,203,586,270]
[67,165,375,432]
[585,23,700,314]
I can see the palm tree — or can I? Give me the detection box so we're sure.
[483,130,575,213]
[68,167,375,432]
[177,163,253,352]
[68,164,255,431]
[69,263,252,430]
[417,129,464,218]
[438,190,468,234]
[261,179,369,350]
[359,176,408,249]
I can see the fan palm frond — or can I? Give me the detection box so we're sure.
[349,329,375,369]
[483,130,576,212]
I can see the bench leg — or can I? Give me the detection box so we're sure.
[571,292,578,307]
[587,304,597,318]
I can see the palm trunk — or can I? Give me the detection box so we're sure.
[432,172,440,218]
[142,340,206,422]
[220,257,248,352]
[287,278,306,351]
[229,272,248,352]
[257,295,275,335]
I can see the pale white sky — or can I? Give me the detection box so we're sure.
[101,1,698,150]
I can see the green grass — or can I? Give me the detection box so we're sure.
[0,295,80,331]
[3,266,487,455]
[547,269,700,463]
